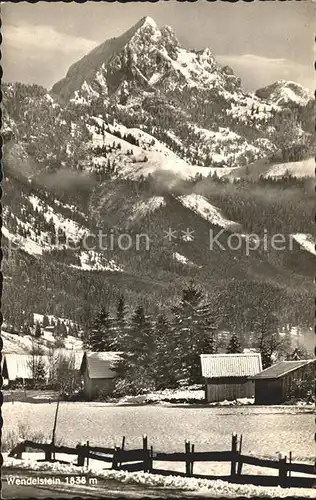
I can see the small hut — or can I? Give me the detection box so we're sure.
[200,353,262,402]
[80,352,121,400]
[251,359,315,404]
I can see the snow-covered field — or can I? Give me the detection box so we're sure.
[3,403,313,462]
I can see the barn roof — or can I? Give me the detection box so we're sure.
[251,359,315,380]
[80,352,122,379]
[3,354,49,380]
[200,353,262,378]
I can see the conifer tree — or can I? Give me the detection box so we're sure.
[116,295,126,323]
[227,333,242,354]
[111,295,127,350]
[87,307,113,351]
[115,305,155,394]
[172,282,217,384]
[128,305,153,361]
[34,358,47,386]
[34,321,42,338]
[153,313,177,389]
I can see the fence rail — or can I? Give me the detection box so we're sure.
[8,433,315,489]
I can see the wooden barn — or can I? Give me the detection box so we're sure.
[2,353,49,387]
[251,359,315,405]
[200,353,262,403]
[80,352,122,400]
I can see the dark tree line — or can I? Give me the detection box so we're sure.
[83,282,291,395]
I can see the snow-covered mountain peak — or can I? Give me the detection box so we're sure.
[255,80,313,107]
[129,15,162,41]
[139,16,158,29]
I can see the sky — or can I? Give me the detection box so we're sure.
[1,1,314,92]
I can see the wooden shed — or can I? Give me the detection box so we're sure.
[80,351,121,400]
[200,353,262,403]
[251,359,315,405]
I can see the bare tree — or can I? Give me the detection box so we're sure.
[48,350,81,397]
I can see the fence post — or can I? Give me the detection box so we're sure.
[112,445,119,470]
[77,443,85,467]
[149,445,153,473]
[143,434,149,472]
[237,434,243,476]
[185,440,191,477]
[45,444,52,462]
[278,452,287,487]
[121,436,126,451]
[190,444,195,476]
[288,451,292,478]
[15,443,25,459]
[119,436,125,469]
[230,432,238,477]
[86,441,90,469]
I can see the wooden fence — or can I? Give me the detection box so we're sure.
[8,433,315,488]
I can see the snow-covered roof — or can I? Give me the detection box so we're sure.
[251,359,315,380]
[3,351,84,380]
[80,351,122,379]
[200,353,262,379]
[3,354,49,380]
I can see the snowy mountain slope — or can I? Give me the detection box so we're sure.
[69,250,123,272]
[172,252,200,268]
[291,234,316,256]
[89,116,213,179]
[2,175,123,274]
[128,196,166,222]
[27,194,87,242]
[2,329,83,354]
[262,158,314,179]
[177,194,241,231]
[219,157,314,181]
